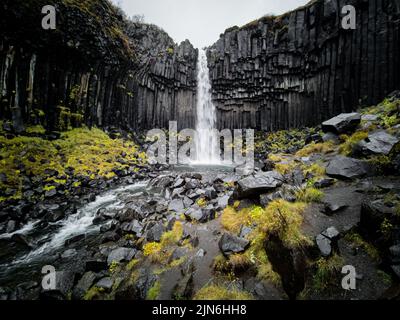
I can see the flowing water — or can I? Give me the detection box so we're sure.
[0,181,148,285]
[193,49,220,165]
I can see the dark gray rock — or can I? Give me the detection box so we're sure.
[96,277,113,292]
[107,247,137,265]
[72,272,97,300]
[326,156,367,179]
[236,171,284,199]
[168,199,185,213]
[219,233,249,256]
[316,227,340,257]
[145,222,165,242]
[357,131,399,156]
[322,113,361,134]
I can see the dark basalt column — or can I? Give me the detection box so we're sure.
[207,0,400,130]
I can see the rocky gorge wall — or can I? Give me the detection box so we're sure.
[208,0,400,130]
[0,0,197,133]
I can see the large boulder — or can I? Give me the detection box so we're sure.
[145,222,165,242]
[322,113,361,134]
[356,131,399,156]
[107,247,137,265]
[235,171,284,199]
[326,156,367,179]
[219,233,249,256]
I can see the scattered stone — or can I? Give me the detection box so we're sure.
[322,113,361,134]
[219,233,249,256]
[145,222,165,242]
[235,171,284,199]
[96,277,113,292]
[168,199,185,213]
[107,247,137,265]
[322,202,348,215]
[356,131,399,156]
[314,178,335,189]
[72,272,97,300]
[316,227,340,257]
[326,156,367,179]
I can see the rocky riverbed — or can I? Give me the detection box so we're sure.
[0,93,399,300]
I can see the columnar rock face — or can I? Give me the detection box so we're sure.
[0,0,197,132]
[125,23,197,130]
[208,0,400,130]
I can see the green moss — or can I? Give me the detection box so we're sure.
[344,232,380,261]
[84,286,105,300]
[147,281,161,300]
[339,131,369,156]
[0,126,145,203]
[109,261,119,274]
[312,254,344,292]
[193,284,253,300]
[296,187,324,203]
[296,142,335,157]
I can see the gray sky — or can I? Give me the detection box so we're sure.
[111,0,309,48]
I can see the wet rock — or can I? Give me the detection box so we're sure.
[205,187,218,200]
[10,233,32,248]
[316,227,340,257]
[122,220,144,237]
[235,171,284,199]
[61,249,77,259]
[96,277,113,292]
[64,234,85,246]
[107,247,137,265]
[169,247,189,262]
[172,273,193,300]
[326,156,367,179]
[172,178,185,188]
[41,271,75,300]
[314,178,335,189]
[216,195,230,211]
[44,188,57,198]
[219,233,249,256]
[356,131,399,156]
[322,202,349,215]
[168,199,185,213]
[145,222,165,242]
[114,268,157,300]
[72,272,97,300]
[239,225,252,238]
[85,260,108,272]
[360,199,395,241]
[391,265,400,280]
[322,113,361,134]
[389,244,400,264]
[235,165,254,176]
[43,204,65,222]
[264,233,308,300]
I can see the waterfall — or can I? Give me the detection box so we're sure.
[193,49,220,164]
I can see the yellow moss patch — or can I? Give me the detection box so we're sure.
[296,142,335,157]
[312,254,344,292]
[193,285,253,300]
[147,281,161,300]
[84,286,105,300]
[344,232,380,261]
[296,187,324,203]
[339,131,368,156]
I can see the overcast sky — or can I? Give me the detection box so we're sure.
[111,0,309,48]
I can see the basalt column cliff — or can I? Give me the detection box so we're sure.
[208,0,400,130]
[0,0,197,133]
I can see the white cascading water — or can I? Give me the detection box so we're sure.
[3,181,148,266]
[193,48,220,164]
